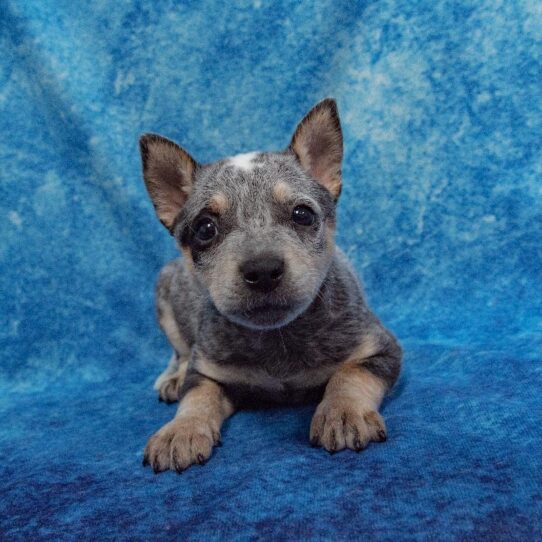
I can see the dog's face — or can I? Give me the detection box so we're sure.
[140,99,343,329]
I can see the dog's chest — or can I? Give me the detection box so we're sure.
[197,302,363,402]
[194,354,336,399]
[206,319,359,373]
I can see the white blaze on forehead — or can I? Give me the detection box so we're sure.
[227,151,259,171]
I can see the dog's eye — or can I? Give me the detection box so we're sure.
[292,205,315,226]
[194,217,218,242]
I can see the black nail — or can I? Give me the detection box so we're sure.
[329,429,337,452]
[378,430,387,442]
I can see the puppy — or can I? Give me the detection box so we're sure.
[140,99,402,473]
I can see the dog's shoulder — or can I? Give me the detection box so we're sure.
[156,257,204,348]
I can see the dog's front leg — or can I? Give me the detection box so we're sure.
[310,339,401,453]
[144,372,234,473]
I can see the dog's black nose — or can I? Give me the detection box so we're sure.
[241,256,285,293]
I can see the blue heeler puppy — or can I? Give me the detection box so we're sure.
[140,99,402,473]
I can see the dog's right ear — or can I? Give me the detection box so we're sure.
[139,133,199,231]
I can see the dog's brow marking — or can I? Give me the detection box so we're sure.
[273,181,293,203]
[227,152,259,171]
[209,192,230,214]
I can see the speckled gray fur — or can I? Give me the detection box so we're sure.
[159,249,400,406]
[145,99,402,408]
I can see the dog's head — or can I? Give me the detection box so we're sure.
[140,99,343,330]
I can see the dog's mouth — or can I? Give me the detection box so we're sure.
[244,302,294,318]
[227,301,301,329]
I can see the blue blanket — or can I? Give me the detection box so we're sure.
[1,1,541,540]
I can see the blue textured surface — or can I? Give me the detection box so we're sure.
[1,1,541,540]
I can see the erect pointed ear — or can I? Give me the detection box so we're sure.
[289,98,343,200]
[139,133,199,231]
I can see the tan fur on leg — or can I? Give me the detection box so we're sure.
[154,356,189,404]
[310,362,387,453]
[144,377,234,473]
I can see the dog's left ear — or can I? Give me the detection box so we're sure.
[289,98,343,200]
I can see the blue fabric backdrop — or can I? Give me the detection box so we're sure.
[1,1,541,540]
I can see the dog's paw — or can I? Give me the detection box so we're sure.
[156,372,185,404]
[309,399,387,453]
[143,416,221,473]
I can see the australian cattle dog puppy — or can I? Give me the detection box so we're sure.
[139,99,402,473]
